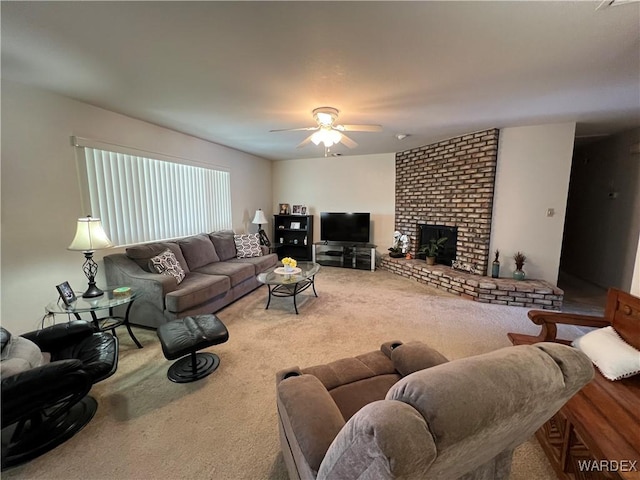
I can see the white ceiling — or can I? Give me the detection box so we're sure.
[2,1,639,161]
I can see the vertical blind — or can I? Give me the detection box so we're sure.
[84,147,232,246]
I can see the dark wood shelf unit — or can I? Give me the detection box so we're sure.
[273,214,313,261]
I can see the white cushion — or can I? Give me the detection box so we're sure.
[234,233,263,258]
[572,326,640,381]
[0,336,46,378]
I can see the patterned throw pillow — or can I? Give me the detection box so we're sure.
[233,233,263,258]
[149,249,186,284]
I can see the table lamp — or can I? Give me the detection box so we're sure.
[68,215,113,298]
[252,209,270,245]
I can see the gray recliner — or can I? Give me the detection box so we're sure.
[276,341,593,480]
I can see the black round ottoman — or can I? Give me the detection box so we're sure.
[156,314,229,383]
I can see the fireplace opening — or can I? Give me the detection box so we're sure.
[417,224,458,266]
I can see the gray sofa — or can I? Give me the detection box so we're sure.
[104,230,278,328]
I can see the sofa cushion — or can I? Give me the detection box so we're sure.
[179,234,220,270]
[234,233,262,258]
[193,262,255,287]
[228,253,278,275]
[126,242,190,273]
[149,249,186,284]
[164,273,231,314]
[209,230,237,261]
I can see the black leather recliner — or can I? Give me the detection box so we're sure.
[1,320,118,470]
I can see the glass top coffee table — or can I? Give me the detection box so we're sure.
[257,262,320,314]
[45,285,143,348]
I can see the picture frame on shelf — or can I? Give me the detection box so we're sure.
[279,203,290,215]
[292,204,304,215]
[300,206,308,215]
[56,281,76,306]
[290,221,301,230]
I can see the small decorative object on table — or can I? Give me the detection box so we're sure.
[513,251,526,280]
[56,281,76,306]
[113,286,132,297]
[492,249,500,278]
[282,257,297,273]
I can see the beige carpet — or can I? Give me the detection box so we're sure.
[4,267,581,480]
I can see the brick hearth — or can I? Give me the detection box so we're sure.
[380,255,563,309]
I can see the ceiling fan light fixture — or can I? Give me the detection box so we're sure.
[311,128,342,147]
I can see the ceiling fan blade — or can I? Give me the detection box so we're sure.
[339,134,358,149]
[335,124,383,132]
[296,134,314,149]
[270,126,319,132]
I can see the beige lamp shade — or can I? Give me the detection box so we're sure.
[67,216,113,252]
[252,209,268,225]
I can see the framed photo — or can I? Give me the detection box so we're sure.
[292,204,307,215]
[56,281,77,306]
[300,206,308,215]
[279,203,290,215]
[290,221,301,230]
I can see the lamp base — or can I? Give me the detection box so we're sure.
[82,283,104,298]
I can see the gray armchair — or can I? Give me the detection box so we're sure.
[276,341,593,480]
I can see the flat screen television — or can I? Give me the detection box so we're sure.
[320,212,370,244]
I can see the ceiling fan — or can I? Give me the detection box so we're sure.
[270,107,382,155]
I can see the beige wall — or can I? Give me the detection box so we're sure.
[271,153,396,252]
[490,123,576,284]
[1,81,272,334]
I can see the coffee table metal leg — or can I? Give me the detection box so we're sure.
[311,275,318,297]
[265,285,273,310]
[293,283,299,315]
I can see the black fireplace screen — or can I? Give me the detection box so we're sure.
[417,224,458,266]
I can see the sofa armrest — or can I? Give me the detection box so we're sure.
[389,342,449,377]
[104,254,176,290]
[509,310,611,346]
[317,400,437,480]
[22,320,94,352]
[528,310,610,328]
[277,373,346,475]
[104,253,177,304]
[104,254,179,327]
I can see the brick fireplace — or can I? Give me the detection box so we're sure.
[395,128,499,275]
[380,128,563,309]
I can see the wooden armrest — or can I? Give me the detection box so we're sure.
[527,310,611,328]
[509,310,611,345]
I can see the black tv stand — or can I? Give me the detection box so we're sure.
[313,242,376,271]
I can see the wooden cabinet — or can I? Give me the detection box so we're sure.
[273,215,313,261]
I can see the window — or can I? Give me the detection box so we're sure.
[79,144,231,246]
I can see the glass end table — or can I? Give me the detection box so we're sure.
[45,285,143,348]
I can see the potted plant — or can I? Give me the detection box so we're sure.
[513,251,526,280]
[419,237,448,265]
